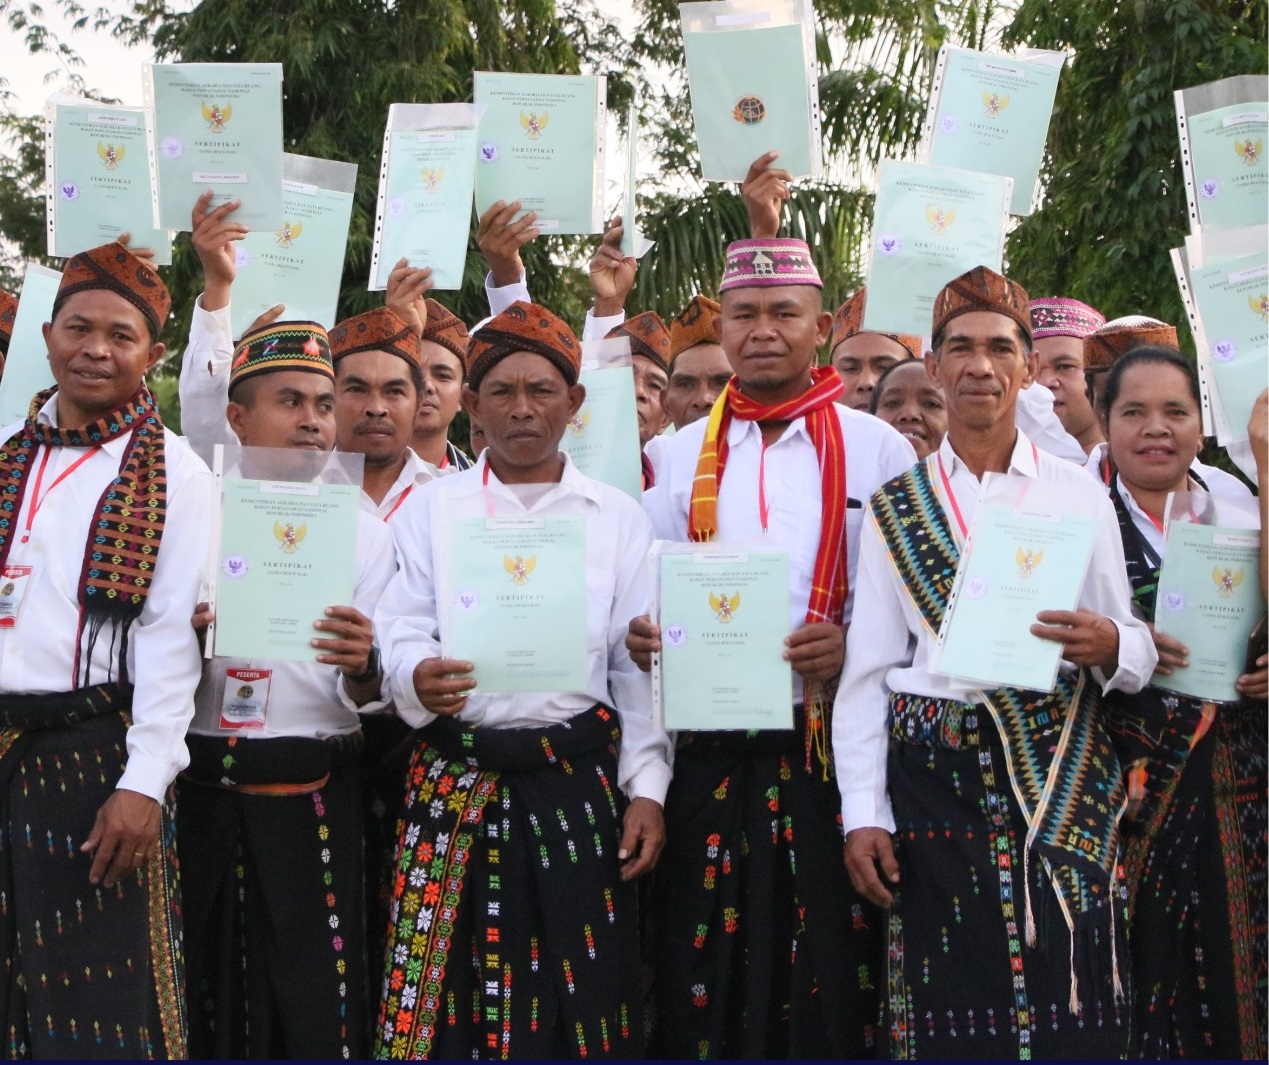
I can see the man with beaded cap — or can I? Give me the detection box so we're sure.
[629,237,916,1058]
[1029,297,1106,455]
[0,241,213,1057]
[372,300,671,1058]
[835,264,1159,1059]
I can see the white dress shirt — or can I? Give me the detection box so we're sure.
[1113,470,1253,557]
[191,510,396,738]
[176,295,444,517]
[1016,380,1089,463]
[833,431,1159,835]
[643,403,917,703]
[483,271,622,341]
[376,452,673,805]
[0,395,215,802]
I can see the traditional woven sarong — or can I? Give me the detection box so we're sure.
[176,732,367,1059]
[651,713,882,1059]
[871,460,1130,1060]
[0,686,185,1059]
[374,707,643,1060]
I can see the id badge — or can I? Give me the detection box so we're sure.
[220,667,272,730]
[0,565,35,629]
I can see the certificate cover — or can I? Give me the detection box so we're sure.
[441,515,590,693]
[0,263,60,426]
[923,47,1064,216]
[45,95,173,265]
[230,153,357,337]
[933,475,1098,692]
[656,548,793,730]
[560,339,643,501]
[1155,496,1264,703]
[211,447,362,662]
[679,0,822,182]
[473,72,606,234]
[144,62,284,231]
[864,160,1012,337]
[370,103,482,291]
[1176,75,1268,232]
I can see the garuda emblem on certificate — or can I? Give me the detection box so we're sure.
[925,205,956,235]
[504,554,537,585]
[422,167,444,193]
[1015,547,1043,577]
[274,521,308,554]
[97,143,125,170]
[275,221,302,248]
[709,592,740,623]
[733,96,765,125]
[202,102,233,133]
[567,410,591,436]
[982,92,1010,118]
[1235,137,1263,166]
[520,112,549,140]
[1251,293,1269,322]
[1213,566,1244,597]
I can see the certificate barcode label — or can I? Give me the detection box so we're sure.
[259,481,320,496]
[283,180,318,196]
[90,112,139,127]
[193,171,248,184]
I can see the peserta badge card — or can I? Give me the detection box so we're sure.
[1176,75,1268,233]
[144,62,285,231]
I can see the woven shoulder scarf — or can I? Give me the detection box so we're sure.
[0,386,168,687]
[688,365,848,773]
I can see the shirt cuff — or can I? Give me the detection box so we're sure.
[118,755,182,804]
[624,758,671,806]
[484,271,531,317]
[336,671,390,715]
[191,294,235,371]
[583,309,625,342]
[1099,617,1157,695]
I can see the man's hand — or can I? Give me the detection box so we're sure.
[1146,623,1189,676]
[313,605,375,674]
[1236,653,1268,701]
[618,796,665,880]
[1031,610,1120,673]
[192,600,215,655]
[81,789,161,887]
[191,191,248,313]
[241,304,286,340]
[785,621,845,682]
[741,151,792,239]
[589,217,637,318]
[116,231,159,264]
[844,827,900,907]
[477,201,540,288]
[625,614,661,673]
[412,658,476,716]
[385,257,434,336]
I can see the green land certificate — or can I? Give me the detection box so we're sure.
[680,0,822,182]
[934,498,1097,692]
[1177,75,1268,232]
[1155,521,1263,703]
[230,154,357,337]
[560,357,643,501]
[0,264,60,426]
[214,478,360,661]
[864,161,1012,337]
[144,62,284,231]
[473,72,605,235]
[371,104,481,291]
[657,550,793,731]
[925,47,1064,216]
[443,516,589,693]
[45,96,172,265]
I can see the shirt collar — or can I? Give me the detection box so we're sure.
[937,428,1039,479]
[725,412,814,447]
[470,449,602,511]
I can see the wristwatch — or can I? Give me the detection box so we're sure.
[347,643,382,685]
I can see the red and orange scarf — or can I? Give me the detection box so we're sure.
[687,365,848,772]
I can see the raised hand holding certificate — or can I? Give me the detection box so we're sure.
[45,95,173,264]
[230,154,357,337]
[441,515,589,693]
[923,47,1065,216]
[933,473,1098,692]
[656,547,792,730]
[144,62,284,231]
[473,73,605,235]
[1154,492,1264,704]
[559,338,643,501]
[864,161,1012,336]
[210,447,362,662]
[1176,75,1268,232]
[0,263,60,426]
[679,0,822,182]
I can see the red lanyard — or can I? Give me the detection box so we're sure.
[21,446,101,544]
[481,461,495,518]
[381,483,413,523]
[936,442,1039,541]
[757,440,771,533]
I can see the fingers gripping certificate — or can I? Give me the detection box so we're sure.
[656,548,793,730]
[441,516,590,693]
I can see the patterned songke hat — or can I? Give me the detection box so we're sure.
[0,290,16,357]
[719,238,822,293]
[421,299,470,364]
[669,294,722,360]
[230,321,334,391]
[605,311,672,373]
[467,301,581,389]
[1029,297,1106,341]
[52,242,171,341]
[1083,316,1179,372]
[932,265,1031,342]
[830,287,923,358]
[329,308,421,367]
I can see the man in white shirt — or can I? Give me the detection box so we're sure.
[178,320,394,1059]
[0,241,212,1058]
[629,237,917,1058]
[372,301,671,1059]
[835,265,1158,1059]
